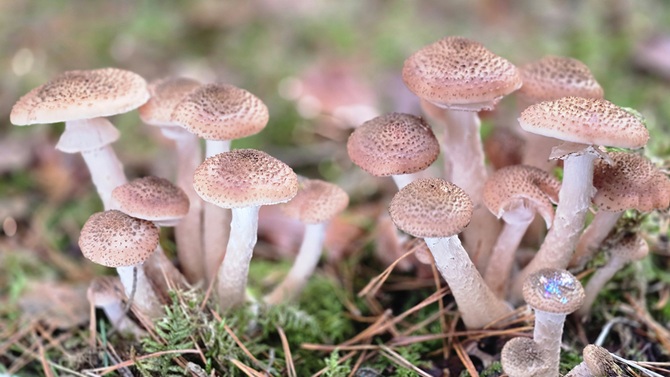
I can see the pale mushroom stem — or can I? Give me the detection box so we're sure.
[172,131,205,283]
[78,149,126,210]
[577,256,628,318]
[570,210,623,270]
[511,152,597,302]
[203,140,233,284]
[391,174,415,190]
[565,362,591,377]
[484,209,535,298]
[534,311,568,377]
[424,236,512,329]
[264,222,327,305]
[217,205,260,310]
[116,265,163,318]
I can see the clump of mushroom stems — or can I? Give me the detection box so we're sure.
[570,209,623,270]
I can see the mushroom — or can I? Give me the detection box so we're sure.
[388,178,512,329]
[193,149,298,310]
[264,178,349,304]
[570,151,670,270]
[110,176,190,297]
[87,276,144,335]
[482,165,560,298]
[402,36,522,269]
[139,77,204,283]
[79,210,163,319]
[522,268,585,377]
[577,233,649,318]
[500,337,549,377]
[510,97,649,302]
[172,83,270,285]
[566,344,625,377]
[10,68,149,209]
[517,56,604,172]
[346,112,440,189]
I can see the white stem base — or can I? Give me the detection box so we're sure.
[116,265,163,319]
[533,311,567,377]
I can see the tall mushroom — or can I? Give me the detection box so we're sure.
[510,97,649,302]
[172,83,270,284]
[389,178,512,329]
[264,178,349,304]
[193,149,298,310]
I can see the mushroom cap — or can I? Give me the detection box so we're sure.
[193,149,298,208]
[111,176,190,226]
[518,97,649,149]
[593,152,670,212]
[171,83,269,140]
[402,36,522,111]
[347,112,440,176]
[483,127,525,170]
[501,337,549,377]
[11,68,149,125]
[518,56,604,103]
[583,344,623,376]
[389,178,473,238]
[55,118,120,153]
[483,165,561,228]
[522,268,585,314]
[139,77,201,127]
[280,178,349,224]
[609,233,649,262]
[79,210,159,268]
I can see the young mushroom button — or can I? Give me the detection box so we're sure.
[500,337,549,377]
[389,178,513,329]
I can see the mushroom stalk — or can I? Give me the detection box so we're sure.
[512,152,596,302]
[264,222,327,304]
[116,265,163,318]
[78,147,126,210]
[577,256,627,318]
[217,205,260,310]
[391,174,415,190]
[570,210,622,270]
[203,140,233,284]
[533,311,568,377]
[424,236,512,329]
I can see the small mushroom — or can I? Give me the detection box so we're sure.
[389,178,512,329]
[566,344,625,377]
[264,178,349,304]
[523,268,585,377]
[500,337,549,377]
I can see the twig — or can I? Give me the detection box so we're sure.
[277,326,296,377]
[358,247,417,297]
[453,340,478,377]
[379,345,432,377]
[229,358,266,377]
[610,353,664,377]
[82,349,201,375]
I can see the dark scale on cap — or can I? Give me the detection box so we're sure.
[347,113,439,176]
[171,83,269,140]
[280,178,349,224]
[111,176,189,221]
[518,56,604,103]
[389,178,473,238]
[79,210,159,268]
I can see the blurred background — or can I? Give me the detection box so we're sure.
[1,0,669,315]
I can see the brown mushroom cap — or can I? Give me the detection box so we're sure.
[522,268,585,314]
[111,176,190,224]
[609,233,649,262]
[193,149,298,208]
[79,210,159,268]
[389,178,473,238]
[139,77,201,126]
[501,337,549,377]
[402,36,522,111]
[11,68,149,125]
[583,344,624,376]
[518,97,649,149]
[55,118,120,153]
[171,83,269,140]
[593,152,670,212]
[347,112,439,176]
[280,178,349,224]
[483,165,561,227]
[518,56,604,103]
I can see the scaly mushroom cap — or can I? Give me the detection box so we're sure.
[518,56,604,103]
[139,77,201,126]
[523,268,585,314]
[347,112,439,176]
[402,36,522,111]
[193,149,298,208]
[389,178,473,238]
[501,337,549,377]
[171,83,269,140]
[55,118,120,153]
[483,165,561,228]
[609,233,649,262]
[280,178,349,224]
[593,152,670,212]
[583,344,624,376]
[11,68,149,125]
[518,97,649,149]
[111,176,190,225]
[79,210,159,268]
